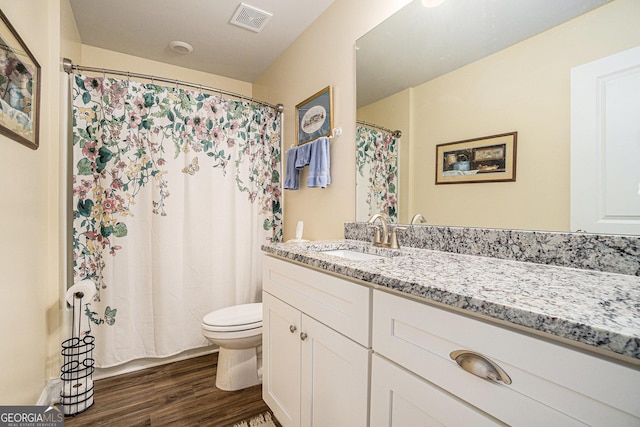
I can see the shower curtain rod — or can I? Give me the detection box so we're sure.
[356,120,402,138]
[62,58,284,113]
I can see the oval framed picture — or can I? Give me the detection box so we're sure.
[295,86,333,146]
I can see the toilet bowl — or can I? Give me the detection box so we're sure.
[201,303,263,391]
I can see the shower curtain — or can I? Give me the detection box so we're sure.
[355,125,399,222]
[71,74,282,367]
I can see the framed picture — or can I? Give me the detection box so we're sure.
[435,132,517,184]
[0,10,40,149]
[295,86,333,145]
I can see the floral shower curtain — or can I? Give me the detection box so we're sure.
[355,125,399,222]
[71,74,282,367]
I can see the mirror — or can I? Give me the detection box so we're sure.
[355,0,640,234]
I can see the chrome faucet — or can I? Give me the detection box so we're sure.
[411,213,427,225]
[367,213,407,249]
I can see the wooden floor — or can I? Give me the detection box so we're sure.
[64,353,278,427]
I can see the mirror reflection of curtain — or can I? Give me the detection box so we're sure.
[355,125,399,223]
[71,74,282,367]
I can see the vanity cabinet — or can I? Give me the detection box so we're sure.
[262,256,371,427]
[262,253,640,426]
[371,290,640,426]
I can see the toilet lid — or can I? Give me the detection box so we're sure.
[203,303,262,328]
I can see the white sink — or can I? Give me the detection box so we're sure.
[321,249,385,261]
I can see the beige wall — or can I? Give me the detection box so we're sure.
[410,0,640,231]
[0,0,65,404]
[79,46,252,97]
[254,0,411,241]
[357,0,640,232]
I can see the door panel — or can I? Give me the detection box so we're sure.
[263,292,301,427]
[300,315,370,427]
[571,45,640,234]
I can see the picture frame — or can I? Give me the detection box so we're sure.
[435,132,517,184]
[295,85,333,146]
[0,10,40,150]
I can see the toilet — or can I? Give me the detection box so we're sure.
[201,303,263,391]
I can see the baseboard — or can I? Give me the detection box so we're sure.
[37,378,62,406]
[94,346,218,380]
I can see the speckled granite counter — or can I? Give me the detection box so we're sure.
[262,239,640,363]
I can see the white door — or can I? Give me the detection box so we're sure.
[571,45,640,235]
[262,292,301,427]
[300,315,370,427]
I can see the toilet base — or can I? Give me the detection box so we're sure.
[215,346,262,391]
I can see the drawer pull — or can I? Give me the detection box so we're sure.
[289,325,297,333]
[450,350,512,385]
[300,332,308,341]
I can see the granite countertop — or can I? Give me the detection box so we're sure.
[262,239,640,363]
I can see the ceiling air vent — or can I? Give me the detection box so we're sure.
[230,3,273,33]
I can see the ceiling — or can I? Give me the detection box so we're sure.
[69,0,335,83]
[356,0,613,107]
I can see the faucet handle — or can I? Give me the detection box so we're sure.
[367,224,382,245]
[388,226,408,249]
[411,213,427,225]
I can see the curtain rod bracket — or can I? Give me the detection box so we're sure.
[62,57,73,74]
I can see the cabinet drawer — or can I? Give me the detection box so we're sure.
[263,255,371,346]
[373,290,640,426]
[371,354,502,426]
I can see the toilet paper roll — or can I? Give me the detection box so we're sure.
[65,280,96,307]
[61,378,94,398]
[61,378,94,415]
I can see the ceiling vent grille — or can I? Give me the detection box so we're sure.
[230,3,273,33]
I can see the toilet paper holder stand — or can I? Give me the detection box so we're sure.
[60,285,96,416]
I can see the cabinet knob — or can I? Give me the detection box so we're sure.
[289,325,297,333]
[300,332,308,341]
[449,350,512,385]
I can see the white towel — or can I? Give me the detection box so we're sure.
[307,137,331,188]
[283,147,299,190]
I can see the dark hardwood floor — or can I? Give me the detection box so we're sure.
[64,353,277,427]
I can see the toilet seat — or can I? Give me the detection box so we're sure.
[202,303,262,333]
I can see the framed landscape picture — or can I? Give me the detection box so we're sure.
[435,132,517,184]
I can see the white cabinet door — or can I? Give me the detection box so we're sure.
[264,291,371,427]
[263,292,302,427]
[370,354,503,427]
[300,314,370,427]
[571,45,640,234]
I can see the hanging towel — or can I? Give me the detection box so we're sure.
[295,142,312,169]
[307,137,331,188]
[283,147,299,190]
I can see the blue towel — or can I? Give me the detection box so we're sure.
[307,137,331,188]
[295,142,312,169]
[283,147,299,190]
